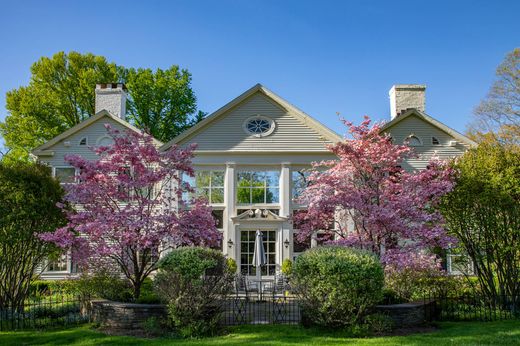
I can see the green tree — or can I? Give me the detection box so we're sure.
[0,51,203,162]
[440,142,520,301]
[0,162,66,311]
[124,66,205,143]
[469,48,520,144]
[0,52,119,162]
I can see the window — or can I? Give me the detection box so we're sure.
[183,171,224,204]
[54,167,76,185]
[212,209,224,229]
[45,254,69,272]
[240,230,276,276]
[292,170,311,202]
[243,116,275,137]
[79,137,88,146]
[96,136,114,147]
[237,171,280,204]
[432,136,440,145]
[447,249,474,275]
[406,135,422,146]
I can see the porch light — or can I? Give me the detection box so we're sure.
[284,238,290,248]
[227,238,234,248]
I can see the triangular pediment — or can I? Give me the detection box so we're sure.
[161,84,341,152]
[231,209,288,224]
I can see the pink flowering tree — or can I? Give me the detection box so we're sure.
[294,116,455,270]
[40,126,220,299]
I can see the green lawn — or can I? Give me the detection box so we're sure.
[1,321,519,345]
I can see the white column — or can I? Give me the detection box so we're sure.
[224,162,236,258]
[279,163,291,263]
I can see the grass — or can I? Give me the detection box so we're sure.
[0,321,519,345]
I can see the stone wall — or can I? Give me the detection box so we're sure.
[375,301,435,327]
[90,300,167,330]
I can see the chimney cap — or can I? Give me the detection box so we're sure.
[95,83,127,91]
[390,84,426,92]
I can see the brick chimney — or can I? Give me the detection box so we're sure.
[389,84,426,120]
[95,83,127,120]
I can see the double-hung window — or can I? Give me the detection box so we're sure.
[53,167,76,186]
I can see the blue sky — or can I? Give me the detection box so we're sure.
[1,0,519,148]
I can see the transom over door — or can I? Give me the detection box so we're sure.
[240,229,276,276]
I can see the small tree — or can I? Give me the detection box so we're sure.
[440,142,520,301]
[0,162,66,311]
[470,48,520,145]
[294,117,455,268]
[40,126,220,299]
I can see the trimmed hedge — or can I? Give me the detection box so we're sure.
[292,246,384,328]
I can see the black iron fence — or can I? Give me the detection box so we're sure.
[221,295,301,325]
[423,293,519,322]
[0,292,91,331]
[1,288,518,330]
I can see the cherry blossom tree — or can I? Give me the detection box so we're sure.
[294,117,455,269]
[40,126,220,299]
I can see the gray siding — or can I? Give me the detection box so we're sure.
[383,114,469,170]
[179,92,334,151]
[38,116,130,167]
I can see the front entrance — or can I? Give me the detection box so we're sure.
[239,229,276,276]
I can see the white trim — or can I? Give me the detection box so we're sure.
[96,135,114,146]
[242,115,276,137]
[405,134,423,147]
[52,166,78,185]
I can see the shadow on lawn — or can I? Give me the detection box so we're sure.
[1,322,520,346]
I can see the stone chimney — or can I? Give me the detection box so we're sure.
[389,84,426,120]
[95,83,127,120]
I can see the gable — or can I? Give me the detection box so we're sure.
[174,90,339,152]
[382,113,470,170]
[34,115,135,167]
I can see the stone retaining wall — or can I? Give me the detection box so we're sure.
[90,300,167,330]
[375,301,435,327]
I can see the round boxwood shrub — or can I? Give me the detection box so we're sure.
[292,246,384,328]
[154,247,233,338]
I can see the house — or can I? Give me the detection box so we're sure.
[32,83,476,279]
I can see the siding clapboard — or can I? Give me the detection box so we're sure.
[38,116,130,167]
[178,92,334,151]
[383,114,469,170]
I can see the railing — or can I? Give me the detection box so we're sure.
[423,293,519,322]
[221,295,301,325]
[0,292,91,331]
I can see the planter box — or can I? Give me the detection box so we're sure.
[90,300,167,330]
[375,301,435,327]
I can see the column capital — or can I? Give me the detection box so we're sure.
[281,162,291,168]
[226,162,236,168]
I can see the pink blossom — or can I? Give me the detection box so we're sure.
[294,117,456,269]
[39,126,219,296]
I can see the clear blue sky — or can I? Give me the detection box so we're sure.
[1,0,519,148]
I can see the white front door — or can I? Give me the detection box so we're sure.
[239,228,277,277]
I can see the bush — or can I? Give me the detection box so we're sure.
[384,266,478,302]
[363,313,394,335]
[281,258,293,276]
[72,270,133,302]
[226,258,237,274]
[292,246,384,329]
[154,247,233,338]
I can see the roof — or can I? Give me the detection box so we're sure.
[379,108,478,147]
[32,110,163,156]
[160,83,343,151]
